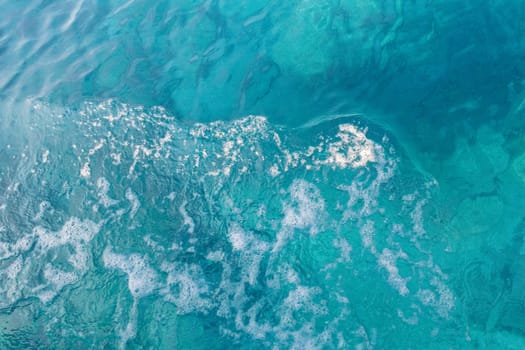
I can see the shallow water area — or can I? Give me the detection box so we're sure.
[1,1,525,349]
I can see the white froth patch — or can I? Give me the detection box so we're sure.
[284,286,317,311]
[417,289,436,306]
[42,149,50,163]
[0,235,33,260]
[153,131,172,158]
[285,266,301,284]
[3,256,22,301]
[360,220,375,250]
[35,217,99,253]
[103,247,159,298]
[397,309,419,325]
[125,188,140,219]
[161,262,211,314]
[206,250,225,261]
[179,201,195,234]
[111,152,122,165]
[128,146,141,176]
[80,162,91,178]
[6,182,20,193]
[378,248,409,296]
[334,238,352,262]
[206,169,221,177]
[282,180,326,235]
[403,192,427,237]
[119,299,138,350]
[33,201,52,221]
[279,286,326,332]
[97,177,118,207]
[228,224,247,250]
[0,218,100,306]
[228,224,269,285]
[42,265,77,302]
[420,277,454,318]
[322,124,377,169]
[223,140,234,155]
[88,138,105,155]
[410,198,427,237]
[269,164,281,177]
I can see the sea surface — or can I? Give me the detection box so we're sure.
[1,1,525,349]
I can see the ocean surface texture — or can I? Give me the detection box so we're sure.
[1,1,525,349]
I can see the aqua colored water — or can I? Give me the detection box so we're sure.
[1,1,525,349]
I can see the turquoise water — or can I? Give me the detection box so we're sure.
[1,1,525,349]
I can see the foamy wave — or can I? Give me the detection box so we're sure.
[0,99,456,346]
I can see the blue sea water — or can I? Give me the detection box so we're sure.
[1,1,525,349]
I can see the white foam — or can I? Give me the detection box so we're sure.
[397,308,419,325]
[377,248,409,296]
[334,238,352,262]
[35,217,99,252]
[223,140,234,155]
[285,265,300,284]
[244,243,268,286]
[178,201,195,234]
[42,149,50,163]
[282,180,326,235]
[3,256,22,301]
[128,146,140,176]
[417,289,436,306]
[88,138,105,155]
[161,262,212,314]
[321,124,377,169]
[411,199,426,237]
[228,224,269,285]
[228,224,247,250]
[269,164,281,177]
[0,217,100,306]
[119,298,138,350]
[206,250,225,261]
[125,188,140,219]
[96,177,118,208]
[103,247,159,298]
[7,182,20,193]
[284,286,317,311]
[33,200,52,221]
[41,265,77,303]
[403,193,427,238]
[111,152,122,165]
[0,235,33,260]
[360,220,375,250]
[80,162,91,178]
[429,277,455,318]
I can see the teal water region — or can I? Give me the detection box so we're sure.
[1,1,525,349]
